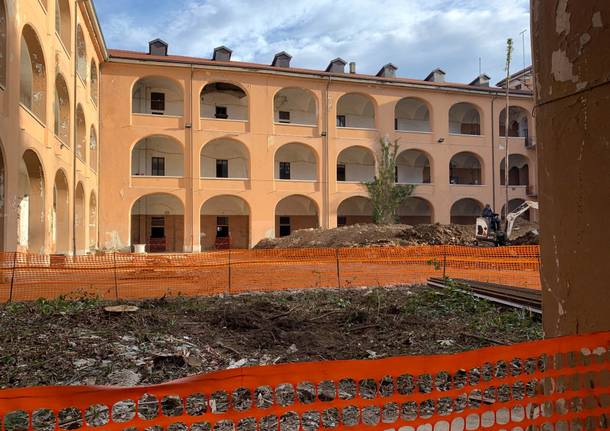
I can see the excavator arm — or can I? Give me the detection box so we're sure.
[505,200,539,238]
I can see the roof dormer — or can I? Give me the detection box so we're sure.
[469,73,491,87]
[213,46,232,62]
[424,68,446,83]
[148,39,168,56]
[272,51,292,68]
[325,58,347,73]
[376,63,398,78]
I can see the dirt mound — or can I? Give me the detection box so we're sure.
[255,223,477,249]
[510,229,540,245]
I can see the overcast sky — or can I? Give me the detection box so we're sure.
[94,0,532,85]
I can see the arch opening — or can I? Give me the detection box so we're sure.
[20,25,47,122]
[337,146,375,182]
[275,195,318,237]
[132,76,184,116]
[337,196,373,226]
[131,193,184,252]
[90,126,98,171]
[200,139,249,179]
[336,93,375,129]
[275,143,317,181]
[449,102,481,135]
[450,198,483,225]
[501,198,530,221]
[54,74,70,145]
[18,150,46,252]
[395,98,431,132]
[396,149,431,184]
[75,105,86,162]
[499,106,529,138]
[201,82,248,121]
[76,25,87,82]
[201,195,250,249]
[274,88,317,126]
[500,154,529,186]
[55,0,71,53]
[132,136,184,177]
[398,197,433,225]
[90,60,98,105]
[75,183,86,254]
[89,192,97,248]
[52,170,69,254]
[450,152,482,185]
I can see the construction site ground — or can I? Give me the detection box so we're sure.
[0,285,542,389]
[254,221,539,249]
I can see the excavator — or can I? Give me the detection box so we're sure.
[475,200,539,246]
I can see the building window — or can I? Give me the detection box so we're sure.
[216,159,229,178]
[279,111,290,123]
[216,216,229,237]
[336,115,346,128]
[395,165,398,183]
[337,216,347,227]
[337,163,346,182]
[150,92,165,113]
[279,162,291,180]
[150,216,165,238]
[151,157,165,176]
[215,106,228,119]
[279,216,291,237]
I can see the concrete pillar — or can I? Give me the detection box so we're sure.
[531,1,610,336]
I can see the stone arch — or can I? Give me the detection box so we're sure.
[201,195,251,249]
[398,197,434,225]
[395,97,431,132]
[450,151,483,185]
[200,138,249,179]
[450,198,483,225]
[18,149,46,252]
[75,182,86,254]
[336,146,375,182]
[132,75,184,116]
[20,24,47,122]
[274,87,318,126]
[131,135,184,177]
[89,192,97,248]
[75,104,86,162]
[336,92,376,128]
[200,82,248,121]
[76,24,87,82]
[499,105,529,138]
[54,73,70,145]
[337,196,373,226]
[90,59,98,105]
[130,193,184,252]
[52,169,70,254]
[500,154,530,186]
[274,143,318,181]
[275,195,319,237]
[449,102,482,135]
[396,149,432,184]
[55,0,71,53]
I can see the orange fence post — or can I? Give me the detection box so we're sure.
[8,252,17,303]
[335,248,341,288]
[113,252,119,301]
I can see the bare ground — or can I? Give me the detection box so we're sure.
[0,285,542,389]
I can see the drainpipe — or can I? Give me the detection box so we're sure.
[189,64,194,252]
[491,95,497,211]
[72,1,81,256]
[323,76,332,228]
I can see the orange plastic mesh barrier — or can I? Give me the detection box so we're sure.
[0,332,608,431]
[0,245,540,302]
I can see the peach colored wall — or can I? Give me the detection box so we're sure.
[98,59,537,251]
[0,0,104,254]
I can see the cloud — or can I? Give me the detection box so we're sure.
[95,0,531,84]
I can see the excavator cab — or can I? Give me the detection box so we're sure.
[475,201,539,246]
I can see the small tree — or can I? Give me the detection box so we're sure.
[365,137,414,224]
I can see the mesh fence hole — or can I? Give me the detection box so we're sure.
[85,404,109,427]
[138,394,159,420]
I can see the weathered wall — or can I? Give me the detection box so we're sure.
[531,1,610,336]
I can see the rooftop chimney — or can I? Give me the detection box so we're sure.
[424,68,446,83]
[213,46,232,62]
[469,73,491,87]
[325,58,347,73]
[349,62,356,74]
[148,39,168,56]
[271,51,292,68]
[376,63,398,78]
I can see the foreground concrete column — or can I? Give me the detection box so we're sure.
[531,1,610,336]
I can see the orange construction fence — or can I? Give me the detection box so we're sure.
[0,332,608,431]
[0,245,541,302]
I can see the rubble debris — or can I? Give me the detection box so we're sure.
[104,305,139,313]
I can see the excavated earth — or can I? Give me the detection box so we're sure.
[255,222,539,249]
[0,286,541,389]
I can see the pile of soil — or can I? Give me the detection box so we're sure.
[255,222,540,249]
[0,286,541,388]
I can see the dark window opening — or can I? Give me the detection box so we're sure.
[151,157,165,176]
[337,216,347,227]
[337,163,346,181]
[279,162,291,180]
[279,111,290,123]
[394,118,398,130]
[150,216,165,238]
[150,92,165,112]
[216,159,229,178]
[216,216,229,237]
[395,165,399,183]
[215,106,228,119]
[336,115,346,127]
[279,216,291,237]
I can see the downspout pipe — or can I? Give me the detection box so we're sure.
[323,76,332,228]
[491,95,497,211]
[72,0,82,256]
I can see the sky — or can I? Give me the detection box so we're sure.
[94,0,532,85]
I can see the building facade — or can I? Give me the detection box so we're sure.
[1,0,537,254]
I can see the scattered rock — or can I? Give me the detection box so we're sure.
[286,344,298,354]
[104,305,139,313]
[107,369,141,386]
[227,358,248,369]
